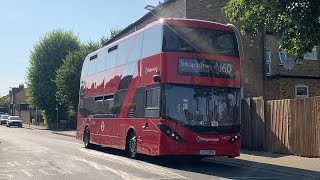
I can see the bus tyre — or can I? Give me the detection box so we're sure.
[84,127,92,149]
[127,132,138,159]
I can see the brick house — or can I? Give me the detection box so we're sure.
[9,84,43,124]
[106,0,320,100]
[265,35,320,100]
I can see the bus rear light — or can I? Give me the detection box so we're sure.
[157,124,186,142]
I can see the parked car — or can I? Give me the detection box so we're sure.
[6,116,22,128]
[0,115,9,125]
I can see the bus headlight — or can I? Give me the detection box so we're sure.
[227,132,241,143]
[157,124,186,142]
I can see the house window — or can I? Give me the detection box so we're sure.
[304,49,317,60]
[295,85,309,98]
[266,50,271,75]
[279,51,287,64]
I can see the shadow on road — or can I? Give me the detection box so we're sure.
[85,145,320,179]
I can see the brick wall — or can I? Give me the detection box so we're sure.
[265,78,280,100]
[266,35,320,77]
[265,35,320,100]
[15,89,27,104]
[279,78,320,99]
[186,0,265,98]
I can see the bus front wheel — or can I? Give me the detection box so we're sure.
[84,127,92,149]
[126,132,138,159]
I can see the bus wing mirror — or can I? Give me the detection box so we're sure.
[153,75,161,83]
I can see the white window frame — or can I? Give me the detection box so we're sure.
[304,49,317,60]
[266,50,272,75]
[295,84,309,98]
[279,51,287,65]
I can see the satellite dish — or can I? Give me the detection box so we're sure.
[283,58,295,70]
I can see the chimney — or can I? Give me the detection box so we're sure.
[19,84,24,90]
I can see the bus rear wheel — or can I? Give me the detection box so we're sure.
[126,132,138,159]
[84,127,92,149]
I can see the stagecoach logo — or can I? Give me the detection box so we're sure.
[196,136,219,142]
[145,67,158,74]
[101,121,105,132]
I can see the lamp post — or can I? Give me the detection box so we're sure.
[55,104,59,129]
[35,107,38,125]
[144,5,155,11]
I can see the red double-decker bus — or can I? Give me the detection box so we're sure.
[76,18,241,159]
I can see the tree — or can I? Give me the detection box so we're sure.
[223,0,320,59]
[55,42,100,117]
[0,96,9,113]
[55,28,122,118]
[100,28,122,46]
[26,29,80,125]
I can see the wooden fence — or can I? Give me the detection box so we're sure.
[241,96,320,157]
[241,97,265,151]
[265,99,290,154]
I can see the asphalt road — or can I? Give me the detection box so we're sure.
[0,125,306,180]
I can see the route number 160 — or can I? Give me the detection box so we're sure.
[220,64,233,74]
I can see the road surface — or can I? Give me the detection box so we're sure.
[0,125,305,180]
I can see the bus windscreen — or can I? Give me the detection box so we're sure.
[162,25,239,57]
[163,84,240,128]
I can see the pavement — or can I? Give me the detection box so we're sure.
[214,151,320,179]
[23,123,76,138]
[23,123,320,179]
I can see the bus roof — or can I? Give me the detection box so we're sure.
[86,18,235,59]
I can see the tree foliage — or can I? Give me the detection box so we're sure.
[26,30,80,124]
[55,42,100,116]
[55,28,121,118]
[0,96,9,113]
[100,28,122,46]
[223,0,320,59]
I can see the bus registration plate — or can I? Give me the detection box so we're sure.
[199,150,216,155]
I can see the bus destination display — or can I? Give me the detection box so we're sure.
[178,58,234,78]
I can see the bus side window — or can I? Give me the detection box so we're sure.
[88,54,98,75]
[97,50,107,72]
[106,45,118,69]
[141,25,162,59]
[128,33,143,62]
[81,58,89,78]
[117,36,134,65]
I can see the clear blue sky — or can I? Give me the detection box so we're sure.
[0,0,161,97]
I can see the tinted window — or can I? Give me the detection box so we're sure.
[145,88,160,118]
[9,116,21,120]
[163,26,239,57]
[81,95,116,118]
[118,61,136,90]
[129,87,145,118]
[128,33,143,62]
[146,88,160,108]
[1,115,9,119]
[106,46,118,69]
[117,36,134,65]
[142,26,162,58]
[164,84,240,127]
